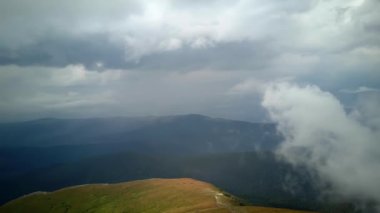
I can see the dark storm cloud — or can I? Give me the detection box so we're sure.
[134,40,276,71]
[174,0,315,13]
[0,36,276,71]
[0,0,378,73]
[0,34,126,70]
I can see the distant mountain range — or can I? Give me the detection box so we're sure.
[0,114,370,212]
[0,114,280,149]
[0,114,280,174]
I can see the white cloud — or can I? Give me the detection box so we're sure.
[227,79,265,95]
[262,82,380,208]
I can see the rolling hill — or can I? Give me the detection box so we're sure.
[0,151,318,211]
[0,115,319,211]
[0,178,316,213]
[1,114,366,212]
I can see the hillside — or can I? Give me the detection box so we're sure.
[0,115,323,211]
[0,178,316,213]
[0,151,318,210]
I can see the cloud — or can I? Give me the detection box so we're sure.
[0,34,127,70]
[0,65,123,120]
[0,0,290,66]
[262,82,380,209]
[135,40,276,71]
[0,0,379,123]
[0,65,264,122]
[0,0,378,71]
[0,34,277,72]
[340,86,380,94]
[227,79,266,95]
[351,92,380,132]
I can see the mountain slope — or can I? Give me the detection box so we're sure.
[0,178,316,213]
[0,151,318,210]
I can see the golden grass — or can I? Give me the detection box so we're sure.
[0,178,317,213]
[235,206,316,213]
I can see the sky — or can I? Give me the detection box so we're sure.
[0,0,379,122]
[1,0,380,209]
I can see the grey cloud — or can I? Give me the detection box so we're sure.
[262,82,380,210]
[0,34,127,70]
[255,0,316,14]
[0,0,378,73]
[172,0,236,9]
[0,37,277,71]
[0,1,331,61]
[0,65,263,122]
[0,0,142,46]
[356,0,380,32]
[136,40,277,71]
[340,86,380,94]
[351,92,380,131]
[0,0,379,124]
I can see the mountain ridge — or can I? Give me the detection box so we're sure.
[0,114,278,148]
[0,178,316,213]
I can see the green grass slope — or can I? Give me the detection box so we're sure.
[0,178,316,213]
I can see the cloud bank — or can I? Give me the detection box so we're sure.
[1,0,379,70]
[0,0,379,122]
[262,82,380,209]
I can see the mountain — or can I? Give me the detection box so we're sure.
[0,116,151,147]
[0,114,281,175]
[0,114,370,212]
[0,178,316,213]
[0,114,280,149]
[0,151,319,211]
[0,115,320,211]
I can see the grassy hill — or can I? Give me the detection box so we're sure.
[0,151,318,210]
[0,178,315,213]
